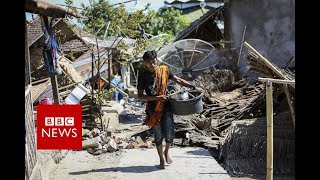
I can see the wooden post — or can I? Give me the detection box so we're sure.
[124,64,131,88]
[266,80,273,180]
[108,52,113,100]
[223,0,232,49]
[50,75,60,104]
[91,51,95,106]
[95,36,101,93]
[258,77,295,180]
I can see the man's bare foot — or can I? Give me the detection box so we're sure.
[157,160,165,169]
[164,151,173,164]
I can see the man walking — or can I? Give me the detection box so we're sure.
[137,50,204,169]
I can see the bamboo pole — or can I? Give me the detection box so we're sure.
[258,77,295,85]
[130,63,137,83]
[237,25,246,67]
[209,40,233,44]
[108,53,113,101]
[223,1,231,49]
[258,77,295,179]
[259,78,295,130]
[266,80,273,180]
[95,36,101,93]
[91,51,95,106]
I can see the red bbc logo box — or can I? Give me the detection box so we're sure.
[37,104,82,150]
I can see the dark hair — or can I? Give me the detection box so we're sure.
[143,50,157,61]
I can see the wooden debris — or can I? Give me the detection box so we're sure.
[244,42,295,130]
[244,42,294,89]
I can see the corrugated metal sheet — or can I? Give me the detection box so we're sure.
[81,36,135,49]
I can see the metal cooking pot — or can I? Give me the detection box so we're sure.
[168,90,203,115]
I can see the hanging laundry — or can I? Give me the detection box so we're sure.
[42,18,62,75]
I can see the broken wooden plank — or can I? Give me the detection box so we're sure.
[244,42,295,89]
[283,84,295,130]
[31,78,51,103]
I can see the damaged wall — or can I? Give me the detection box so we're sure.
[229,0,295,79]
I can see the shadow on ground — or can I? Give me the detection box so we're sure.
[119,114,143,124]
[69,165,160,175]
[185,149,212,156]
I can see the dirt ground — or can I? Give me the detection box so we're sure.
[48,147,231,180]
[232,176,295,180]
[46,148,294,180]
[48,150,121,180]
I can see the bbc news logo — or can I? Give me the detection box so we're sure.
[43,117,77,137]
[37,104,82,150]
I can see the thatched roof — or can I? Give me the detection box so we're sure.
[60,39,91,54]
[173,5,225,43]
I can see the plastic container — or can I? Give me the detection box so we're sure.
[168,91,203,115]
[39,97,53,105]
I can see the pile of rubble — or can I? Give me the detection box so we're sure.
[214,43,295,176]
[79,42,295,176]
[160,67,266,149]
[82,127,156,155]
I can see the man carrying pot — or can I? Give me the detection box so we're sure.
[137,50,204,169]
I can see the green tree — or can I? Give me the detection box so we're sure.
[142,7,191,38]
[65,1,190,41]
[65,0,191,71]
[64,0,191,101]
[79,1,152,39]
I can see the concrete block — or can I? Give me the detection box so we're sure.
[107,139,118,152]
[82,139,99,150]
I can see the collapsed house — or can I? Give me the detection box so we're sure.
[150,0,295,177]
[27,12,140,128]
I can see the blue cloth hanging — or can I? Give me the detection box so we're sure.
[42,19,62,75]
